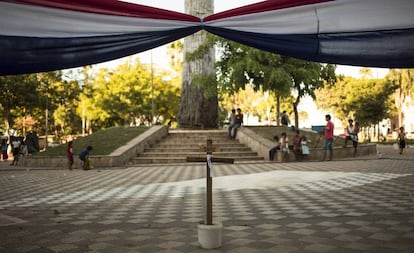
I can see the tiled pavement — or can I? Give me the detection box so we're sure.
[0,145,413,253]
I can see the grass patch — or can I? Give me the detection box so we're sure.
[36,126,149,156]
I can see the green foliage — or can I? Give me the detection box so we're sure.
[220,84,277,123]
[167,41,184,74]
[0,74,40,131]
[37,126,148,156]
[1,55,181,139]
[386,69,414,114]
[215,38,336,127]
[316,76,397,127]
[192,74,217,98]
[78,58,181,128]
[185,32,215,62]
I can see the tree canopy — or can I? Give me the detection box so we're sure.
[215,38,336,128]
[316,76,397,127]
[0,58,181,141]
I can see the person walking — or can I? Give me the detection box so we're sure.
[397,127,406,155]
[322,114,334,161]
[67,141,74,170]
[281,111,290,127]
[10,136,21,166]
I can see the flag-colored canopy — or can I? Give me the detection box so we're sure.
[1,0,413,75]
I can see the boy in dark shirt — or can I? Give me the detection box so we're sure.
[79,146,93,170]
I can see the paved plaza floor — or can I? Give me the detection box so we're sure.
[0,145,413,252]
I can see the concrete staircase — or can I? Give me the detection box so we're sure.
[130,129,264,164]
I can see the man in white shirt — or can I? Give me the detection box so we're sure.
[344,119,359,156]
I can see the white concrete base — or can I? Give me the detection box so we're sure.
[197,222,223,249]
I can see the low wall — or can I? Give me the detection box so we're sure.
[22,125,168,168]
[238,127,274,160]
[238,127,377,161]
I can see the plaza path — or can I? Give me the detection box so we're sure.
[0,145,413,252]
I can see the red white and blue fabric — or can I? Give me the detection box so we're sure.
[1,0,413,75]
[204,0,414,69]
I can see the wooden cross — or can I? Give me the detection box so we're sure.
[186,139,234,225]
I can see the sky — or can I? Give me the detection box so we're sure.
[98,0,261,71]
[96,0,389,78]
[123,0,258,13]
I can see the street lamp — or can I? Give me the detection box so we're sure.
[151,50,154,125]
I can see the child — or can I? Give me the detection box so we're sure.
[301,136,310,156]
[1,138,8,161]
[79,146,93,170]
[280,132,289,152]
[293,130,304,160]
[397,127,406,155]
[10,137,21,166]
[67,141,74,170]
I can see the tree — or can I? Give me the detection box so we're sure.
[178,0,218,128]
[386,69,414,128]
[0,74,40,135]
[36,71,82,141]
[220,85,278,125]
[79,57,181,129]
[216,42,293,126]
[216,40,336,128]
[316,76,397,127]
[281,57,336,128]
[51,77,82,138]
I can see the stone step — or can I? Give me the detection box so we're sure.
[166,135,229,139]
[151,142,246,150]
[129,129,264,164]
[138,151,259,158]
[145,147,252,152]
[159,138,235,144]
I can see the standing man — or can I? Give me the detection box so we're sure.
[323,114,334,161]
[232,108,243,139]
[281,111,290,127]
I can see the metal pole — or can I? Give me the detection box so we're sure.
[206,139,213,225]
[45,86,48,150]
[151,50,154,125]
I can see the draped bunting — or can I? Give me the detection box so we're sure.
[1,0,413,75]
[204,0,414,69]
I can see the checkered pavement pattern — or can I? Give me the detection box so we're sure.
[0,157,413,253]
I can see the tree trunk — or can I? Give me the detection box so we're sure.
[276,93,280,126]
[178,0,218,128]
[293,96,300,129]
